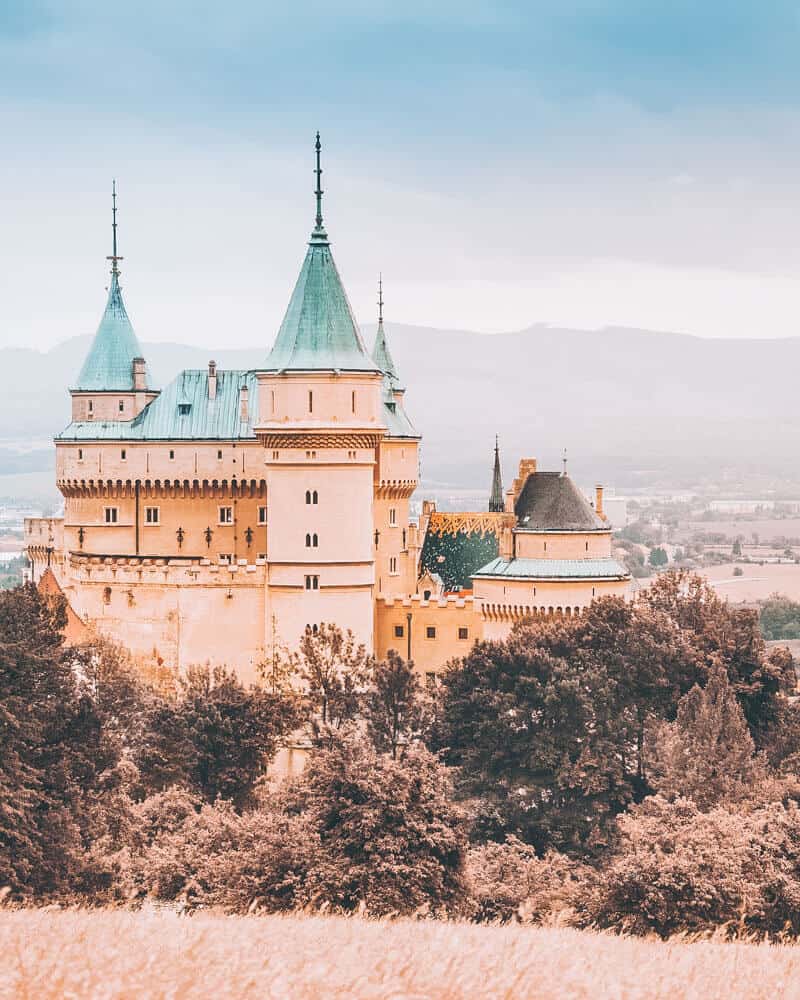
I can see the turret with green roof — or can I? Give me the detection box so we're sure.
[371,273,403,391]
[264,134,379,374]
[74,182,149,392]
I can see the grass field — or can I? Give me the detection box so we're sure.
[2,909,800,1000]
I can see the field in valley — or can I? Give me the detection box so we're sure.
[3,909,800,1000]
[703,562,800,603]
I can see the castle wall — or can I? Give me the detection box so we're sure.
[376,595,483,678]
[514,530,613,559]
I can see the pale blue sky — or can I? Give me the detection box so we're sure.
[3,1,800,347]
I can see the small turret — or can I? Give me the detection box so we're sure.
[489,436,504,512]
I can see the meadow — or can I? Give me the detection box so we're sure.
[2,909,800,1000]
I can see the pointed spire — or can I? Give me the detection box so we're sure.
[106,179,123,276]
[264,135,378,373]
[489,435,505,512]
[311,131,328,245]
[371,274,403,389]
[73,184,146,392]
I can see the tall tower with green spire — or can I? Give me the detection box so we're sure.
[489,436,504,512]
[74,182,148,395]
[371,273,403,390]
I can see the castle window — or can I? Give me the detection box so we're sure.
[258,506,267,525]
[592,587,596,597]
[272,451,279,460]
[308,390,313,413]
[426,626,436,639]
[305,574,319,590]
[305,490,319,505]
[118,399,125,412]
[178,403,191,416]
[394,625,404,638]
[217,450,223,460]
[389,556,398,575]
[219,554,232,565]
[169,450,175,460]
[271,390,275,413]
[120,449,127,461]
[77,449,83,461]
[104,507,118,524]
[352,390,356,413]
[218,506,233,524]
[257,552,266,561]
[88,399,93,414]
[103,586,112,605]
[585,541,589,552]
[543,541,547,552]
[389,508,397,526]
[458,627,469,640]
[144,507,160,525]
[306,623,319,634]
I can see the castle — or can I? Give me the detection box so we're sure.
[25,138,630,682]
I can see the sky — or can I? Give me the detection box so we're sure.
[3,1,800,350]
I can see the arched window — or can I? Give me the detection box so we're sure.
[312,533,318,547]
[103,586,112,605]
[305,533,311,547]
[308,390,313,413]
[312,490,318,504]
[305,490,312,504]
[351,390,356,413]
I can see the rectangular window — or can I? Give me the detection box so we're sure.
[389,556,398,575]
[144,507,160,525]
[217,449,223,460]
[426,626,436,639]
[218,506,233,524]
[458,627,469,640]
[119,400,125,412]
[305,574,319,590]
[389,508,397,526]
[77,449,83,461]
[258,506,267,525]
[88,400,93,413]
[308,390,313,413]
[272,450,279,460]
[104,507,119,524]
[120,449,127,461]
[219,554,232,565]
[257,552,266,561]
[394,625,404,638]
[352,390,356,413]
[169,449,175,460]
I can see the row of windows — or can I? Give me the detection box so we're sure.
[392,624,470,640]
[102,505,269,526]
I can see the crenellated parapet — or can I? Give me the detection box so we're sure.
[67,552,268,588]
[375,479,418,499]
[57,477,268,499]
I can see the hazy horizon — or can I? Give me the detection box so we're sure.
[4,4,800,350]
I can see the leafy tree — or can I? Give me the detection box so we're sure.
[179,665,299,807]
[436,597,704,851]
[648,546,668,567]
[290,733,467,916]
[646,665,769,809]
[364,650,428,758]
[293,622,373,732]
[0,585,108,897]
[760,593,800,641]
[641,570,796,745]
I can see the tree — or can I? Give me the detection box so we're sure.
[0,585,108,897]
[364,650,427,758]
[293,623,373,732]
[649,546,668,567]
[759,593,800,641]
[436,597,704,851]
[290,733,467,916]
[640,570,796,745]
[646,665,768,809]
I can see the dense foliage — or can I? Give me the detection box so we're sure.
[3,572,800,936]
[760,593,800,641]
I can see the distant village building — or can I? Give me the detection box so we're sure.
[25,140,630,681]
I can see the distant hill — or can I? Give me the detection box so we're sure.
[2,323,798,498]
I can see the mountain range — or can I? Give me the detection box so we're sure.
[2,323,797,502]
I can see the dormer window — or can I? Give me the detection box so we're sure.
[120,449,127,461]
[118,400,125,413]
[178,403,191,416]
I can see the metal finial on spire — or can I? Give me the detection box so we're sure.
[106,179,123,276]
[314,131,324,231]
[562,448,568,477]
[378,273,384,326]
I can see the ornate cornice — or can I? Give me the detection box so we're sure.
[257,431,384,449]
[57,477,268,499]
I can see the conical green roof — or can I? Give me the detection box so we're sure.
[264,234,378,373]
[74,272,146,391]
[372,320,403,389]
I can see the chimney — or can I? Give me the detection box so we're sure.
[207,360,217,401]
[499,525,513,560]
[132,357,147,391]
[595,484,605,520]
[518,457,537,481]
[239,382,249,423]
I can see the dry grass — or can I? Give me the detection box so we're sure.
[2,910,800,1000]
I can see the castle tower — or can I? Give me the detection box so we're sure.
[489,436,504,512]
[254,134,387,651]
[70,182,155,423]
